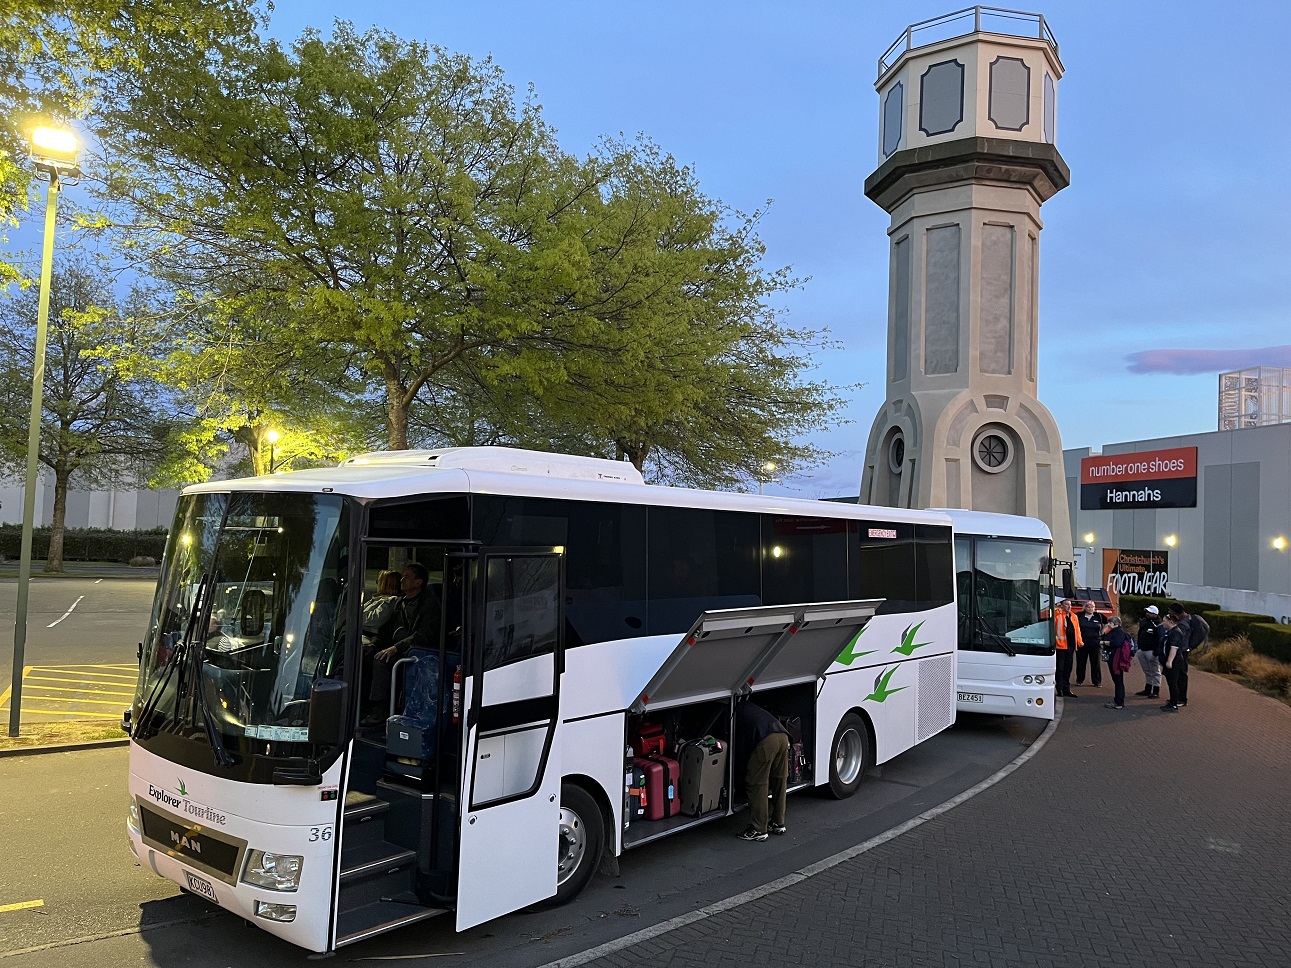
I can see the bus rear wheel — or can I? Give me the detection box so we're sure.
[552,782,603,905]
[826,712,870,799]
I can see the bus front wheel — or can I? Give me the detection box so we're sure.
[826,713,870,799]
[552,783,603,905]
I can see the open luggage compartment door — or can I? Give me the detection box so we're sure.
[632,600,883,714]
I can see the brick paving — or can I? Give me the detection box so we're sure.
[582,670,1291,968]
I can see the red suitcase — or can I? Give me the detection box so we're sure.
[633,755,681,820]
[631,721,666,757]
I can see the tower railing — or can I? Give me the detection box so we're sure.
[878,6,1059,80]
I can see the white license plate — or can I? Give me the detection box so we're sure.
[957,692,985,703]
[184,871,218,903]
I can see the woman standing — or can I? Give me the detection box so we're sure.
[1102,615,1134,710]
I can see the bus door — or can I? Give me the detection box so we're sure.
[456,549,564,930]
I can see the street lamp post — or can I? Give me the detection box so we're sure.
[9,126,79,737]
[759,461,777,495]
[265,429,280,474]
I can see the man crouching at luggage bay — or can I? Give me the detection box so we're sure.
[735,700,790,841]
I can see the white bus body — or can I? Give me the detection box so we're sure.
[126,448,959,953]
[937,509,1057,720]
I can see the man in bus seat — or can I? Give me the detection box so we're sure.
[1052,600,1079,699]
[364,563,441,726]
[1073,599,1103,688]
[735,700,789,842]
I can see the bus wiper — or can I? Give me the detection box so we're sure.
[136,573,209,739]
[197,677,236,768]
[975,617,1017,657]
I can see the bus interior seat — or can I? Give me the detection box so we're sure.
[386,649,459,767]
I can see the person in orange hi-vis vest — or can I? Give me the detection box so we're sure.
[1053,600,1081,699]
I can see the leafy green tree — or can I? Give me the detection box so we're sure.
[0,256,171,570]
[0,1,265,278]
[98,23,600,451]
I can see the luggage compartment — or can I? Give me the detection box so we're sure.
[622,698,732,846]
[731,682,817,810]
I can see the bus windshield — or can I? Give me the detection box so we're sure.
[134,491,349,764]
[956,537,1053,656]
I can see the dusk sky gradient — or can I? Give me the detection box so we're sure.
[187,1,1291,494]
[44,2,1291,496]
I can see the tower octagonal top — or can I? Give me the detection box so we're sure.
[875,7,1063,168]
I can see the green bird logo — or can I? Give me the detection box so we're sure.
[892,621,932,656]
[177,778,188,797]
[835,625,876,666]
[864,666,907,703]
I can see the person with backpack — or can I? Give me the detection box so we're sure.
[1168,603,1208,708]
[1101,615,1134,709]
[1134,605,1163,698]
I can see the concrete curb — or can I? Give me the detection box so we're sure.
[0,737,130,758]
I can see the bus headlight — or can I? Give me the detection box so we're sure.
[242,851,304,891]
[1023,675,1033,684]
[254,901,297,922]
[127,802,141,836]
[1035,675,1045,685]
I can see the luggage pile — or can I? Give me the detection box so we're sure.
[625,720,728,824]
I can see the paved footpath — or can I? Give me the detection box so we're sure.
[574,671,1291,968]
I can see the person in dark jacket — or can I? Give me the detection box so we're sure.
[1168,603,1208,708]
[364,563,441,725]
[735,700,789,842]
[1159,613,1187,712]
[1101,616,1133,709]
[1134,605,1163,698]
[1074,600,1104,687]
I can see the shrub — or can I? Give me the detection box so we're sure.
[1194,635,1252,674]
[129,556,158,567]
[1239,653,1291,697]
[1201,610,1277,642]
[1248,623,1291,664]
[0,525,168,563]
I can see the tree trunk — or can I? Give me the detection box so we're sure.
[386,374,410,450]
[617,440,650,472]
[46,468,70,573]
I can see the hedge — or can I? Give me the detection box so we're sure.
[0,525,168,563]
[1118,594,1220,618]
[1200,610,1278,642]
[1248,623,1291,664]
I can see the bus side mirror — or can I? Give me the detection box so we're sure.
[309,678,348,747]
[1061,567,1076,600]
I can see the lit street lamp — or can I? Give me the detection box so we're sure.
[759,461,777,495]
[9,126,80,738]
[265,429,280,474]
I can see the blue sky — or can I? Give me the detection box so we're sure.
[33,2,1291,496]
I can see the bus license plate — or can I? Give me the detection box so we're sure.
[184,871,218,903]
[957,692,985,704]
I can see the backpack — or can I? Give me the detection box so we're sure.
[1187,614,1209,651]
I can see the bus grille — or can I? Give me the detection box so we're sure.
[916,654,954,742]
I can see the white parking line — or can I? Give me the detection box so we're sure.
[94,578,103,584]
[47,596,85,628]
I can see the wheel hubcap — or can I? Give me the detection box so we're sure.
[834,727,863,785]
[556,805,586,887]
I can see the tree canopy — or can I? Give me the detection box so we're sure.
[80,18,847,489]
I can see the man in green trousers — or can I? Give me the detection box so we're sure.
[735,700,789,842]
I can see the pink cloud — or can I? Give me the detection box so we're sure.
[1125,345,1291,374]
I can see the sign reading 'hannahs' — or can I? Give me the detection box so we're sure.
[1079,447,1198,510]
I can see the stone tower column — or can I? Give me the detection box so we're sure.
[859,9,1074,557]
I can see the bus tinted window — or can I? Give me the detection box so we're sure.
[915,524,954,607]
[368,496,470,540]
[761,516,848,605]
[851,521,917,612]
[473,496,646,646]
[647,506,761,635]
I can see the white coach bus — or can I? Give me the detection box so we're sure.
[125,447,958,954]
[939,510,1060,721]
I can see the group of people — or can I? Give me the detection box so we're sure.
[1053,598,1209,712]
[359,563,441,726]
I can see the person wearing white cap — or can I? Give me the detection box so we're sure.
[1134,605,1163,698]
